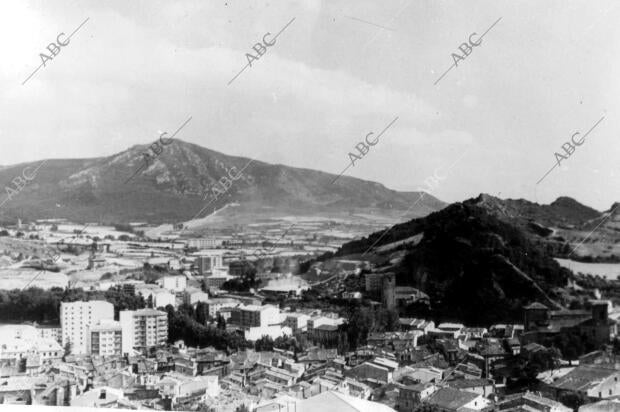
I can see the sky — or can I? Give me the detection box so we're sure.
[1,0,619,211]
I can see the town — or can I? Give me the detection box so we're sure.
[0,217,618,412]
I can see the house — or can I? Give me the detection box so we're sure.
[445,377,495,397]
[400,318,435,334]
[367,331,422,348]
[474,338,510,378]
[490,324,524,338]
[298,390,396,412]
[437,323,465,335]
[545,364,620,401]
[398,382,437,410]
[424,387,491,412]
[157,374,219,404]
[522,301,616,349]
[578,399,620,411]
[70,386,128,408]
[345,360,394,384]
[399,366,444,384]
[497,391,571,412]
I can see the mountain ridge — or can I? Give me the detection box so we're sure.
[0,139,445,224]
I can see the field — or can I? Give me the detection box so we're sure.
[556,258,620,280]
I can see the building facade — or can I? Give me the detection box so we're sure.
[119,309,168,355]
[89,320,122,357]
[60,301,115,355]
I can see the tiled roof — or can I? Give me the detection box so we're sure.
[549,364,619,392]
[426,387,479,410]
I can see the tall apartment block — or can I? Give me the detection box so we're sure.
[119,309,168,355]
[89,319,122,356]
[60,301,115,355]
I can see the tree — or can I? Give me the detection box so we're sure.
[216,314,226,330]
[235,405,249,412]
[63,341,72,360]
[146,294,154,309]
[196,302,209,325]
[255,336,274,351]
[337,333,350,355]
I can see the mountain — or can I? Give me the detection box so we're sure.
[0,140,444,224]
[466,194,620,262]
[330,197,575,325]
[468,194,600,228]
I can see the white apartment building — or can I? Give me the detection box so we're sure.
[160,276,187,292]
[60,301,114,355]
[187,238,223,249]
[206,298,240,318]
[89,320,122,357]
[154,291,176,308]
[194,251,226,276]
[184,290,210,305]
[119,309,168,355]
[37,325,62,344]
[229,304,282,329]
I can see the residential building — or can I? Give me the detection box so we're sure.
[89,320,122,357]
[284,313,310,333]
[157,374,219,405]
[230,304,281,329]
[187,238,223,250]
[194,251,224,276]
[184,290,210,305]
[60,301,114,355]
[365,273,385,292]
[206,298,239,318]
[399,383,437,410]
[154,291,176,308]
[245,325,293,341]
[307,315,346,342]
[0,325,63,373]
[205,273,235,289]
[160,276,187,292]
[424,387,490,411]
[497,391,571,412]
[299,390,396,412]
[522,301,616,349]
[119,308,168,354]
[546,364,620,400]
[344,358,399,384]
[578,399,620,412]
[400,318,435,334]
[36,325,62,344]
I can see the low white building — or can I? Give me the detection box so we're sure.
[154,291,176,308]
[158,375,219,403]
[0,325,63,371]
[245,325,293,341]
[185,290,209,305]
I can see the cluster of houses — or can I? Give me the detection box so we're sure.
[3,299,620,412]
